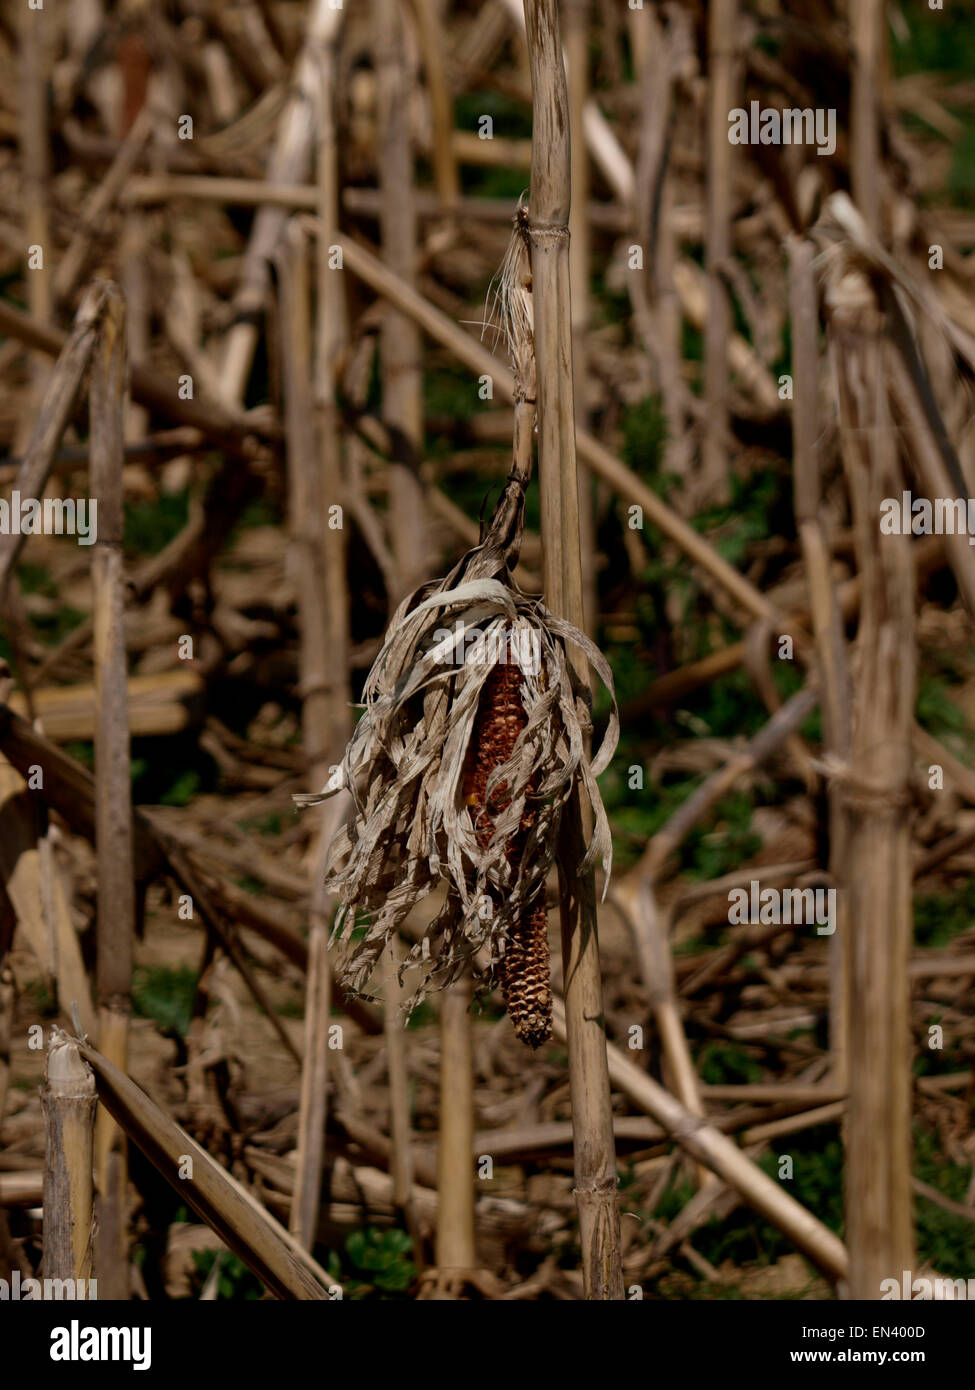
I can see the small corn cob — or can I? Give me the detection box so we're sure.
[462,649,553,1048]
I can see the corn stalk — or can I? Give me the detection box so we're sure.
[522,0,622,1300]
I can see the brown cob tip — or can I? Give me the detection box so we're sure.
[461,647,553,1049]
[499,899,553,1049]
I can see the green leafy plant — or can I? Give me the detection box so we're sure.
[913,1124,975,1278]
[324,1227,416,1299]
[189,1250,263,1301]
[124,488,190,558]
[16,562,58,597]
[132,965,197,1038]
[29,604,86,646]
[916,674,974,762]
[696,1040,763,1086]
[914,878,975,948]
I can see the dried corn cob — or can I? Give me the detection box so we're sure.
[462,647,553,1049]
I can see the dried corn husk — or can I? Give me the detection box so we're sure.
[296,567,617,1010]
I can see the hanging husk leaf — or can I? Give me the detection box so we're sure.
[295,568,617,1013]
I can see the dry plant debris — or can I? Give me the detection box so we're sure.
[296,540,618,1033]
